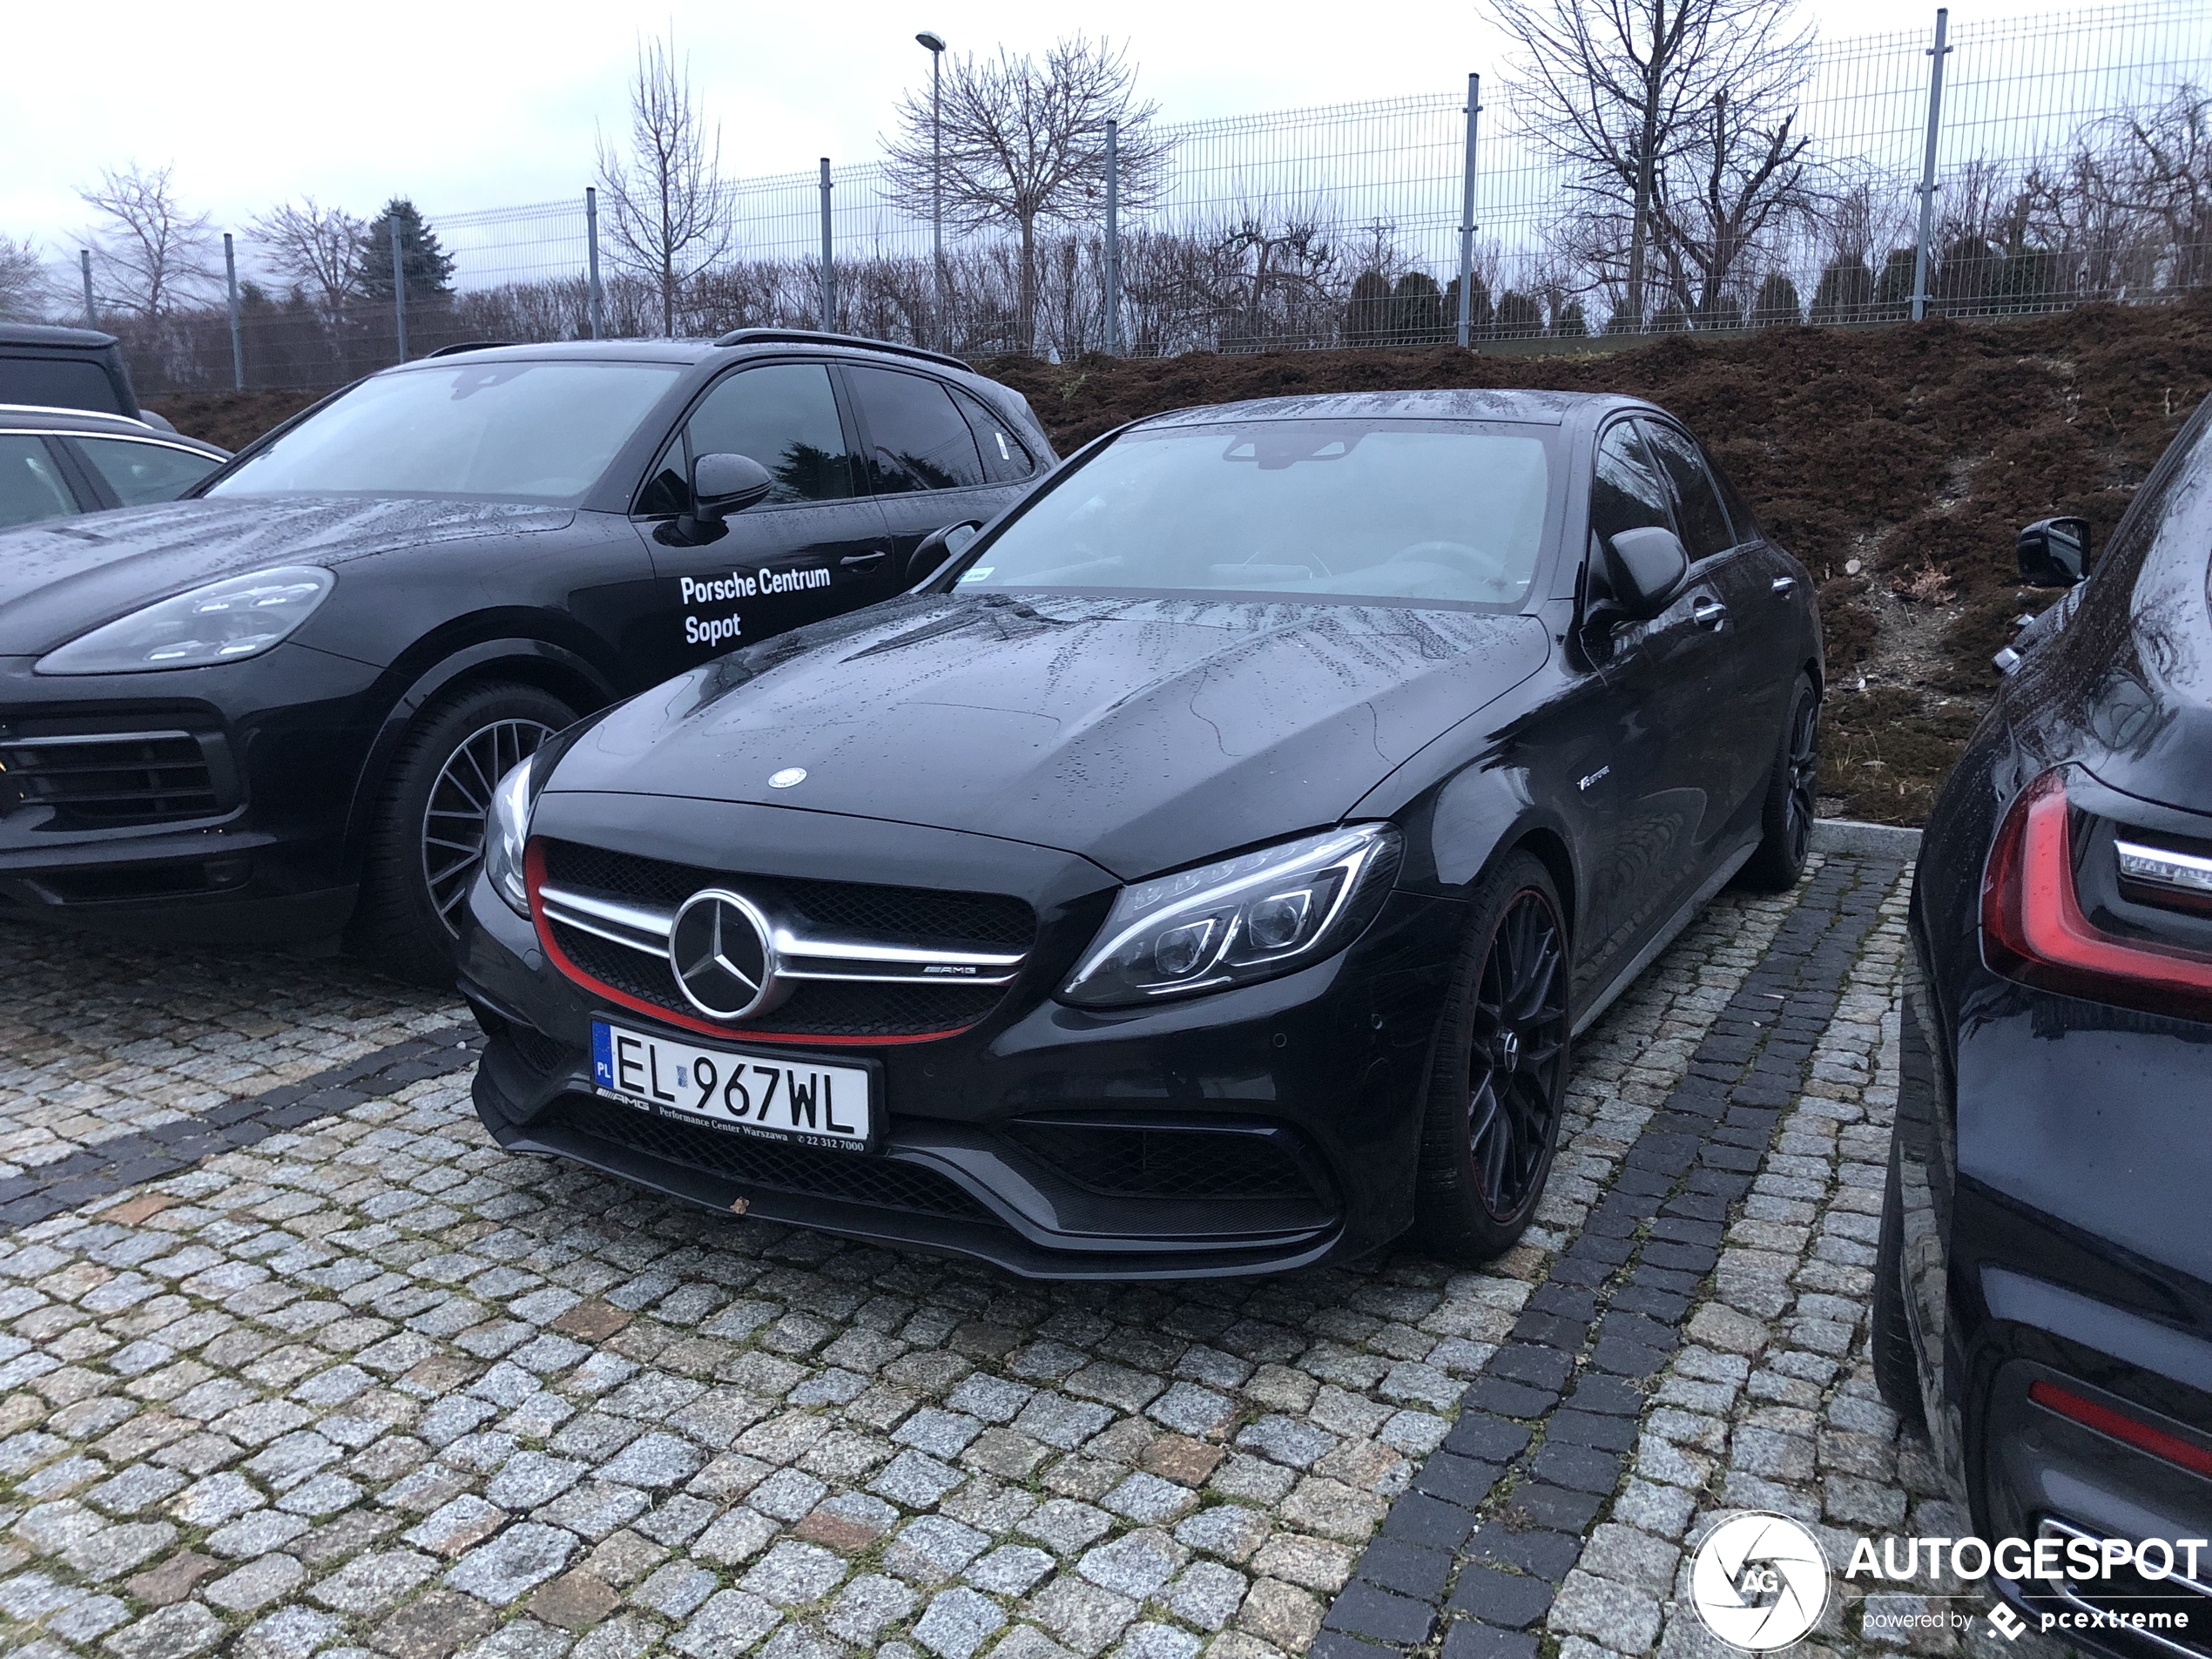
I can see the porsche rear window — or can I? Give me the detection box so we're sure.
[208,361,682,503]
[956,419,1556,608]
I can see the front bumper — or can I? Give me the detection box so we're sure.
[456,804,1466,1278]
[0,644,382,944]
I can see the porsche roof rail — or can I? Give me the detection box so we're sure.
[711,327,970,373]
[424,341,516,358]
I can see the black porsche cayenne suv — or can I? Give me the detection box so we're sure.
[0,333,1052,979]
[1875,394,2212,1655]
[458,389,1824,1278]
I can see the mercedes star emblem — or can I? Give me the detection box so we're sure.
[668,888,781,1021]
[769,767,807,788]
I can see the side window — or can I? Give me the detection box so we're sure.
[1589,421,1673,564]
[73,437,219,507]
[0,358,125,415]
[637,434,688,516]
[848,366,987,493]
[954,389,1036,484]
[681,363,858,507]
[0,436,78,529]
[1636,420,1736,559]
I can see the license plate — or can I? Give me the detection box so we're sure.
[590,1020,875,1151]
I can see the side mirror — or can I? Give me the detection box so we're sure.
[1604,525,1690,620]
[909,521,981,585]
[691,452,775,523]
[2018,516,2092,588]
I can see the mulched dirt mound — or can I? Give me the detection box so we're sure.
[149,301,2212,825]
[146,388,329,453]
[988,298,2212,824]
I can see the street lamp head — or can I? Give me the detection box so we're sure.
[915,30,946,52]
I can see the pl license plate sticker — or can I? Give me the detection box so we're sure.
[590,1020,874,1151]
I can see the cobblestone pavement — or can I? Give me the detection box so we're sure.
[0,856,2052,1659]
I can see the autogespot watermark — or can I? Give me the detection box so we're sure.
[1687,1512,2211,1650]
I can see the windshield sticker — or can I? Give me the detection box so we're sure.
[957,567,994,583]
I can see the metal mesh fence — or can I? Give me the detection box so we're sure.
[99,0,2212,395]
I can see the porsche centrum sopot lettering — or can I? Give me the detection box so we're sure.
[678,566,834,604]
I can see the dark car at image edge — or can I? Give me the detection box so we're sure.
[458,388,1824,1279]
[0,330,1054,979]
[1874,395,2212,1655]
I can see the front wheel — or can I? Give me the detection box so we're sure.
[1738,675,1819,892]
[1414,851,1572,1263]
[350,681,575,986]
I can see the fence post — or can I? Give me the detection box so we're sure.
[390,218,408,363]
[224,233,245,391]
[1103,120,1122,356]
[819,159,836,332]
[1458,73,1481,348]
[586,187,604,341]
[1910,7,1952,323]
[79,250,96,331]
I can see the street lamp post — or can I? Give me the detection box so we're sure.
[916,30,947,351]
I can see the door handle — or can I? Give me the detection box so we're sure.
[840,551,888,570]
[1692,599,1729,628]
[1770,575,1795,595]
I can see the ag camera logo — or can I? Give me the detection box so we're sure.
[1690,1512,1831,1650]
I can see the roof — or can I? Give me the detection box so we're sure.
[1130,388,1634,429]
[0,323,119,351]
[397,332,985,378]
[0,403,226,454]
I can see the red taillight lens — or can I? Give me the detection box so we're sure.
[1981,769,2212,1021]
[2028,1379,2212,1479]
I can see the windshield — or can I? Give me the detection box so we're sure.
[956,419,1557,607]
[207,361,683,503]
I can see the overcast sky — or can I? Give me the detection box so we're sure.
[9,0,2007,263]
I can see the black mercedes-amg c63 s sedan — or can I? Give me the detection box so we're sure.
[459,388,1823,1278]
[0,333,1051,980]
[1874,395,2212,1654]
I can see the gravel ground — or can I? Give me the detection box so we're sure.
[0,855,2066,1659]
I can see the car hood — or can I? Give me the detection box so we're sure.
[548,592,1548,880]
[0,495,572,656]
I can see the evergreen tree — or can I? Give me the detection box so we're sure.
[1391,272,1447,345]
[1553,299,1589,337]
[1345,270,1392,347]
[1751,272,1801,327]
[1494,290,1545,337]
[356,199,455,303]
[1809,255,1872,323]
[1441,272,1494,338]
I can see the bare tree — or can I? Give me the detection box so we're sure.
[1484,0,1815,327]
[597,31,733,337]
[1651,84,1822,320]
[882,36,1170,350]
[78,164,213,319]
[2104,84,2212,292]
[0,235,47,321]
[250,199,367,321]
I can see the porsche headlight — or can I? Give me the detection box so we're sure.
[1060,823,1401,1008]
[36,566,334,675]
[484,753,538,918]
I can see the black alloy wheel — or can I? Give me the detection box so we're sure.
[421,718,554,928]
[351,680,578,986]
[1741,676,1820,891]
[1415,850,1573,1261]
[1468,889,1571,1219]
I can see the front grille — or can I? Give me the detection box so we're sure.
[549,1096,997,1221]
[541,840,1035,948]
[1008,1121,1325,1201]
[538,838,1034,1037]
[507,1023,577,1078]
[0,731,223,826]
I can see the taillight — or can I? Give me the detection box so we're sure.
[1981,769,2212,1021]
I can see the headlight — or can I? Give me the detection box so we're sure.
[36,566,334,675]
[1060,823,1401,1008]
[484,753,537,918]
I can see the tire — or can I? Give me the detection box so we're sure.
[1872,1134,1927,1427]
[349,680,575,986]
[1737,674,1819,892]
[1414,850,1573,1263]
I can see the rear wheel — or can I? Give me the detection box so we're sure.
[350,681,573,986]
[1872,1135,1926,1426]
[1415,852,1572,1262]
[1738,675,1818,891]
